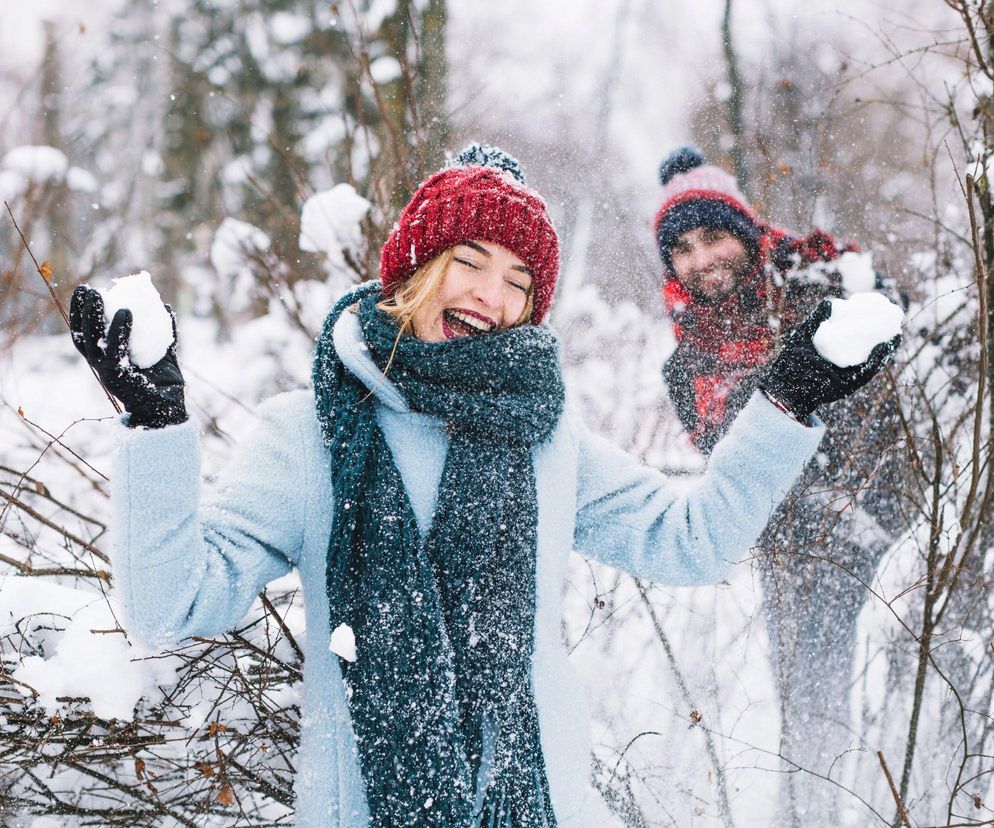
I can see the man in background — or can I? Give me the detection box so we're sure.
[655,146,860,453]
[653,146,904,826]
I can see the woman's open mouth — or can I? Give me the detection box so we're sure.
[441,308,497,339]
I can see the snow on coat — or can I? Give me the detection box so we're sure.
[110,310,824,827]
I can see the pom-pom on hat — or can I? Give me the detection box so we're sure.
[654,146,761,274]
[379,143,560,324]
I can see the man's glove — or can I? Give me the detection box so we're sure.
[69,285,187,429]
[759,299,900,420]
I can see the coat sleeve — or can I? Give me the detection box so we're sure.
[112,393,310,648]
[573,391,825,585]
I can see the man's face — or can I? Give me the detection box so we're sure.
[669,227,752,302]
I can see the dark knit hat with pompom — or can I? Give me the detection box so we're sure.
[379,143,560,324]
[654,147,760,273]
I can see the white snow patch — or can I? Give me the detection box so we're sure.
[212,217,271,273]
[301,116,347,162]
[141,150,163,176]
[812,292,904,368]
[329,623,357,662]
[910,250,936,275]
[220,155,253,187]
[363,0,398,31]
[2,144,68,182]
[971,70,994,100]
[270,11,311,44]
[245,12,270,64]
[211,217,271,312]
[293,277,348,334]
[67,165,98,193]
[0,169,26,201]
[2,578,170,721]
[835,251,877,295]
[99,271,174,368]
[0,577,96,631]
[299,183,370,269]
[369,55,402,84]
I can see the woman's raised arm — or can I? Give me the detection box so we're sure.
[111,391,309,649]
[573,391,824,585]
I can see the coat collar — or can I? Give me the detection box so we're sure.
[331,306,411,413]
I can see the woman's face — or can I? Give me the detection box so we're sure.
[410,241,534,342]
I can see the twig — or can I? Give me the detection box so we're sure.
[0,489,109,564]
[0,412,110,532]
[225,632,302,683]
[0,463,107,531]
[358,49,413,193]
[947,0,993,80]
[222,751,295,808]
[878,750,914,827]
[721,0,750,196]
[959,173,989,539]
[259,591,304,664]
[897,415,943,810]
[635,582,736,828]
[16,412,109,482]
[4,201,122,414]
[0,549,108,579]
[5,200,69,328]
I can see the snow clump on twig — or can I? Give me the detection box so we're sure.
[299,183,371,271]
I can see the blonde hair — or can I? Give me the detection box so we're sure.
[377,247,535,337]
[377,249,456,336]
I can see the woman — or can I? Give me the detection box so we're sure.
[69,145,897,827]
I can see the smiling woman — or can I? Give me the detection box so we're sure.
[381,241,534,342]
[68,142,897,827]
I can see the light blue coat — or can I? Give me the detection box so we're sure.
[111,311,824,826]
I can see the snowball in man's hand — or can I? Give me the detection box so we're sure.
[99,271,174,368]
[812,292,903,368]
[329,623,357,662]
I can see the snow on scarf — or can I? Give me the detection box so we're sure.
[312,282,564,827]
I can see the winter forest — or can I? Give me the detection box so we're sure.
[1,0,993,826]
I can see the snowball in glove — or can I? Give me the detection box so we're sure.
[759,298,901,420]
[69,283,187,429]
[812,292,904,367]
[99,271,174,368]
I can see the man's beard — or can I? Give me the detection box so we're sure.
[685,256,754,305]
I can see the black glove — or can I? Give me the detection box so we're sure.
[759,299,900,420]
[69,285,187,429]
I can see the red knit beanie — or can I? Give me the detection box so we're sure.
[379,145,560,324]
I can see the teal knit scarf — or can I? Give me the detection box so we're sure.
[312,282,565,827]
